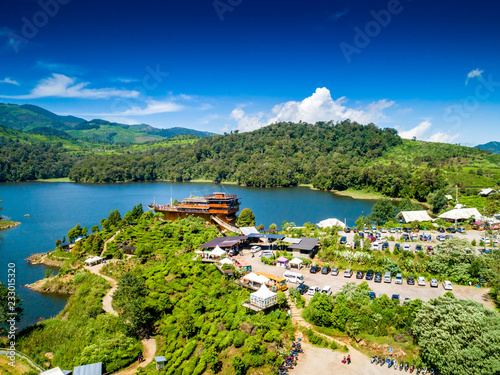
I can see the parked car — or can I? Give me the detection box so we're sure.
[403,244,411,251]
[394,243,401,251]
[260,250,274,258]
[384,271,392,283]
[446,227,456,233]
[374,272,382,283]
[369,291,376,300]
[307,286,320,296]
[344,227,351,233]
[417,276,426,286]
[404,298,411,304]
[430,278,438,288]
[437,227,445,233]
[344,269,352,278]
[403,233,410,241]
[443,280,453,290]
[382,242,389,250]
[359,232,365,238]
[310,265,319,274]
[416,244,422,252]
[371,242,379,251]
[390,228,396,233]
[395,273,403,285]
[391,294,400,303]
[457,227,466,233]
[340,236,347,244]
[296,284,309,295]
[356,271,364,279]
[407,276,415,285]
[366,270,374,280]
[331,267,339,276]
[321,266,331,275]
[381,227,387,233]
[321,286,332,295]
[345,242,352,248]
[437,234,447,242]
[250,246,262,253]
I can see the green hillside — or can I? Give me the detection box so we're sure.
[477,141,500,154]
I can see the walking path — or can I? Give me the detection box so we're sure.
[85,230,157,373]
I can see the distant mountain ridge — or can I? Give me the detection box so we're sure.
[0,103,214,143]
[476,141,500,154]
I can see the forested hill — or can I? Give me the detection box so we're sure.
[0,103,213,143]
[477,141,500,154]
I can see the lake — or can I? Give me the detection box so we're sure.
[0,181,375,328]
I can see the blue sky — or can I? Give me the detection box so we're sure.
[0,0,499,145]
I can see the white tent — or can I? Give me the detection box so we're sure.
[290,257,303,269]
[242,272,269,284]
[439,208,482,221]
[84,256,103,266]
[41,368,66,375]
[219,257,233,265]
[240,226,260,236]
[250,284,277,308]
[397,210,433,223]
[317,218,346,228]
[211,246,226,257]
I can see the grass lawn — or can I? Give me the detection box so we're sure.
[36,177,72,182]
[332,189,384,200]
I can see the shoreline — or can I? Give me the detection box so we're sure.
[0,221,21,230]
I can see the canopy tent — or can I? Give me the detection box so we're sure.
[317,218,346,228]
[276,256,289,267]
[439,208,482,221]
[250,284,277,309]
[40,368,66,375]
[218,257,233,265]
[242,272,269,284]
[289,257,303,269]
[396,210,433,223]
[211,246,226,257]
[240,226,260,236]
[84,256,104,266]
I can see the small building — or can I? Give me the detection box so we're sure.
[285,237,319,258]
[73,362,102,375]
[239,226,260,236]
[396,210,433,223]
[123,246,137,255]
[445,194,454,201]
[275,256,289,268]
[199,236,248,254]
[250,284,277,309]
[232,256,252,273]
[40,368,70,375]
[479,188,496,196]
[154,356,167,370]
[289,257,303,270]
[84,256,104,267]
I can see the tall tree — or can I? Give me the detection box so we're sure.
[236,208,256,227]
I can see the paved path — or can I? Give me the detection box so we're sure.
[85,262,118,316]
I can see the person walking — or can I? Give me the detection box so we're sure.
[347,354,351,364]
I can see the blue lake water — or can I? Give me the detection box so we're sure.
[0,181,375,328]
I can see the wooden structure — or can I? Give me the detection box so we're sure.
[154,356,167,370]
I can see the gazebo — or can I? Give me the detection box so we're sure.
[317,218,346,229]
[276,256,289,268]
[250,284,277,309]
[289,257,303,270]
[154,356,167,370]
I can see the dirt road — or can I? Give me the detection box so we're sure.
[113,338,157,375]
[85,261,118,316]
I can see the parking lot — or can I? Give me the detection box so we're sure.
[241,249,494,309]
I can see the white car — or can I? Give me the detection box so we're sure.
[417,276,426,286]
[372,242,379,251]
[403,244,411,252]
[345,242,352,249]
[321,286,332,295]
[443,280,453,290]
[390,228,396,233]
[250,246,261,253]
[307,286,320,296]
[381,227,387,233]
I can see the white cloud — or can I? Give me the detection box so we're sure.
[0,77,19,86]
[398,120,460,143]
[428,131,460,143]
[114,99,185,116]
[0,74,140,99]
[466,68,483,85]
[230,87,395,133]
[398,120,432,139]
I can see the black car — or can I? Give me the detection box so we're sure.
[416,244,422,252]
[437,227,445,233]
[374,272,382,283]
[407,276,415,285]
[391,294,400,303]
[345,227,351,233]
[356,271,364,279]
[395,243,401,251]
[365,270,374,280]
[382,242,389,250]
[446,227,456,233]
[310,266,319,274]
[340,236,347,244]
[321,266,331,274]
[296,284,309,295]
[359,232,364,238]
[368,291,376,300]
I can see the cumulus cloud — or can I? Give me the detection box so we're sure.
[398,120,460,143]
[466,68,483,85]
[398,120,432,139]
[0,77,19,86]
[230,87,394,133]
[0,74,140,99]
[112,99,185,116]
